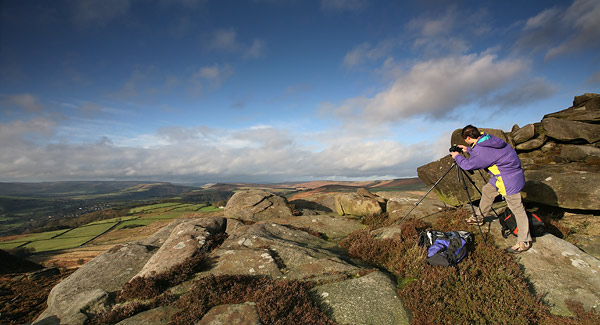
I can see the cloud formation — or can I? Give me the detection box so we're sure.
[516,0,600,59]
[1,94,44,113]
[328,53,527,124]
[0,120,432,182]
[321,0,368,12]
[207,28,266,58]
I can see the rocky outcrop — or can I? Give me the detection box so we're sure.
[35,242,157,324]
[418,93,600,210]
[224,190,294,222]
[489,220,600,316]
[135,218,226,278]
[311,271,411,325]
[334,189,385,216]
[198,302,261,325]
[36,211,409,324]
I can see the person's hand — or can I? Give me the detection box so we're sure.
[450,151,460,158]
[458,145,467,151]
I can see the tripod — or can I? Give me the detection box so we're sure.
[398,161,488,245]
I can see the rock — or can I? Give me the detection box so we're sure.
[451,128,513,148]
[417,155,489,206]
[214,223,361,282]
[198,302,261,325]
[334,192,383,216]
[515,135,546,151]
[511,124,520,133]
[311,271,411,325]
[116,306,178,325]
[370,224,403,240]
[512,124,536,144]
[356,187,386,204]
[135,218,226,278]
[225,190,294,222]
[522,164,600,210]
[34,242,157,324]
[384,194,445,222]
[573,93,600,107]
[488,221,600,316]
[203,247,283,277]
[544,93,600,123]
[560,144,600,162]
[257,214,365,241]
[542,117,600,143]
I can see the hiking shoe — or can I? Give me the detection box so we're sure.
[464,216,484,226]
[506,241,531,254]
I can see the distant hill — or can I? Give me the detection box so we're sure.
[0,181,163,197]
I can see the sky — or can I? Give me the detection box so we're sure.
[1,0,599,184]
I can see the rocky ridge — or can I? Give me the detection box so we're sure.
[34,190,412,325]
[418,93,600,211]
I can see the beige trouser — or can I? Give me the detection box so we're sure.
[476,183,532,243]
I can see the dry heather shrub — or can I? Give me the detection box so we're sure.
[117,252,209,301]
[339,208,597,324]
[90,293,175,324]
[170,275,334,325]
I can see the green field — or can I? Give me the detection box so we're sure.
[0,229,70,250]
[129,202,181,214]
[0,199,225,252]
[86,215,139,225]
[198,206,223,212]
[23,222,118,251]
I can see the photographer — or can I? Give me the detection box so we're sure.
[450,125,531,254]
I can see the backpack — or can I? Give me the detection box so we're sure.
[499,209,545,238]
[418,230,473,267]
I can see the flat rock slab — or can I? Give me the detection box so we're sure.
[135,218,225,278]
[522,164,600,210]
[258,214,366,241]
[198,302,261,325]
[116,306,178,325]
[215,223,361,281]
[203,247,283,277]
[489,221,600,316]
[34,242,157,324]
[311,271,411,325]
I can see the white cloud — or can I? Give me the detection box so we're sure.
[516,0,600,59]
[2,93,44,113]
[207,28,266,59]
[321,0,368,12]
[328,53,527,124]
[70,0,131,27]
[342,40,397,68]
[0,119,437,182]
[484,78,557,109]
[190,63,234,90]
[587,69,600,85]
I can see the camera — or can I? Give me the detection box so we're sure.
[449,145,463,153]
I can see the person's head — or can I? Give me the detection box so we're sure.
[461,125,481,145]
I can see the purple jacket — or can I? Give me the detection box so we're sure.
[454,133,525,196]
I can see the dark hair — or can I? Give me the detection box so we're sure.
[461,125,480,139]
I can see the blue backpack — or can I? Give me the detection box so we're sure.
[418,230,472,267]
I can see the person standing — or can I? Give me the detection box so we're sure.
[450,125,531,253]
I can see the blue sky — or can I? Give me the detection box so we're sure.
[1,0,599,183]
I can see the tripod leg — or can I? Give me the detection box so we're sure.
[397,162,457,225]
[457,166,487,246]
[460,168,500,219]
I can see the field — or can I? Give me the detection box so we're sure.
[0,202,223,254]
